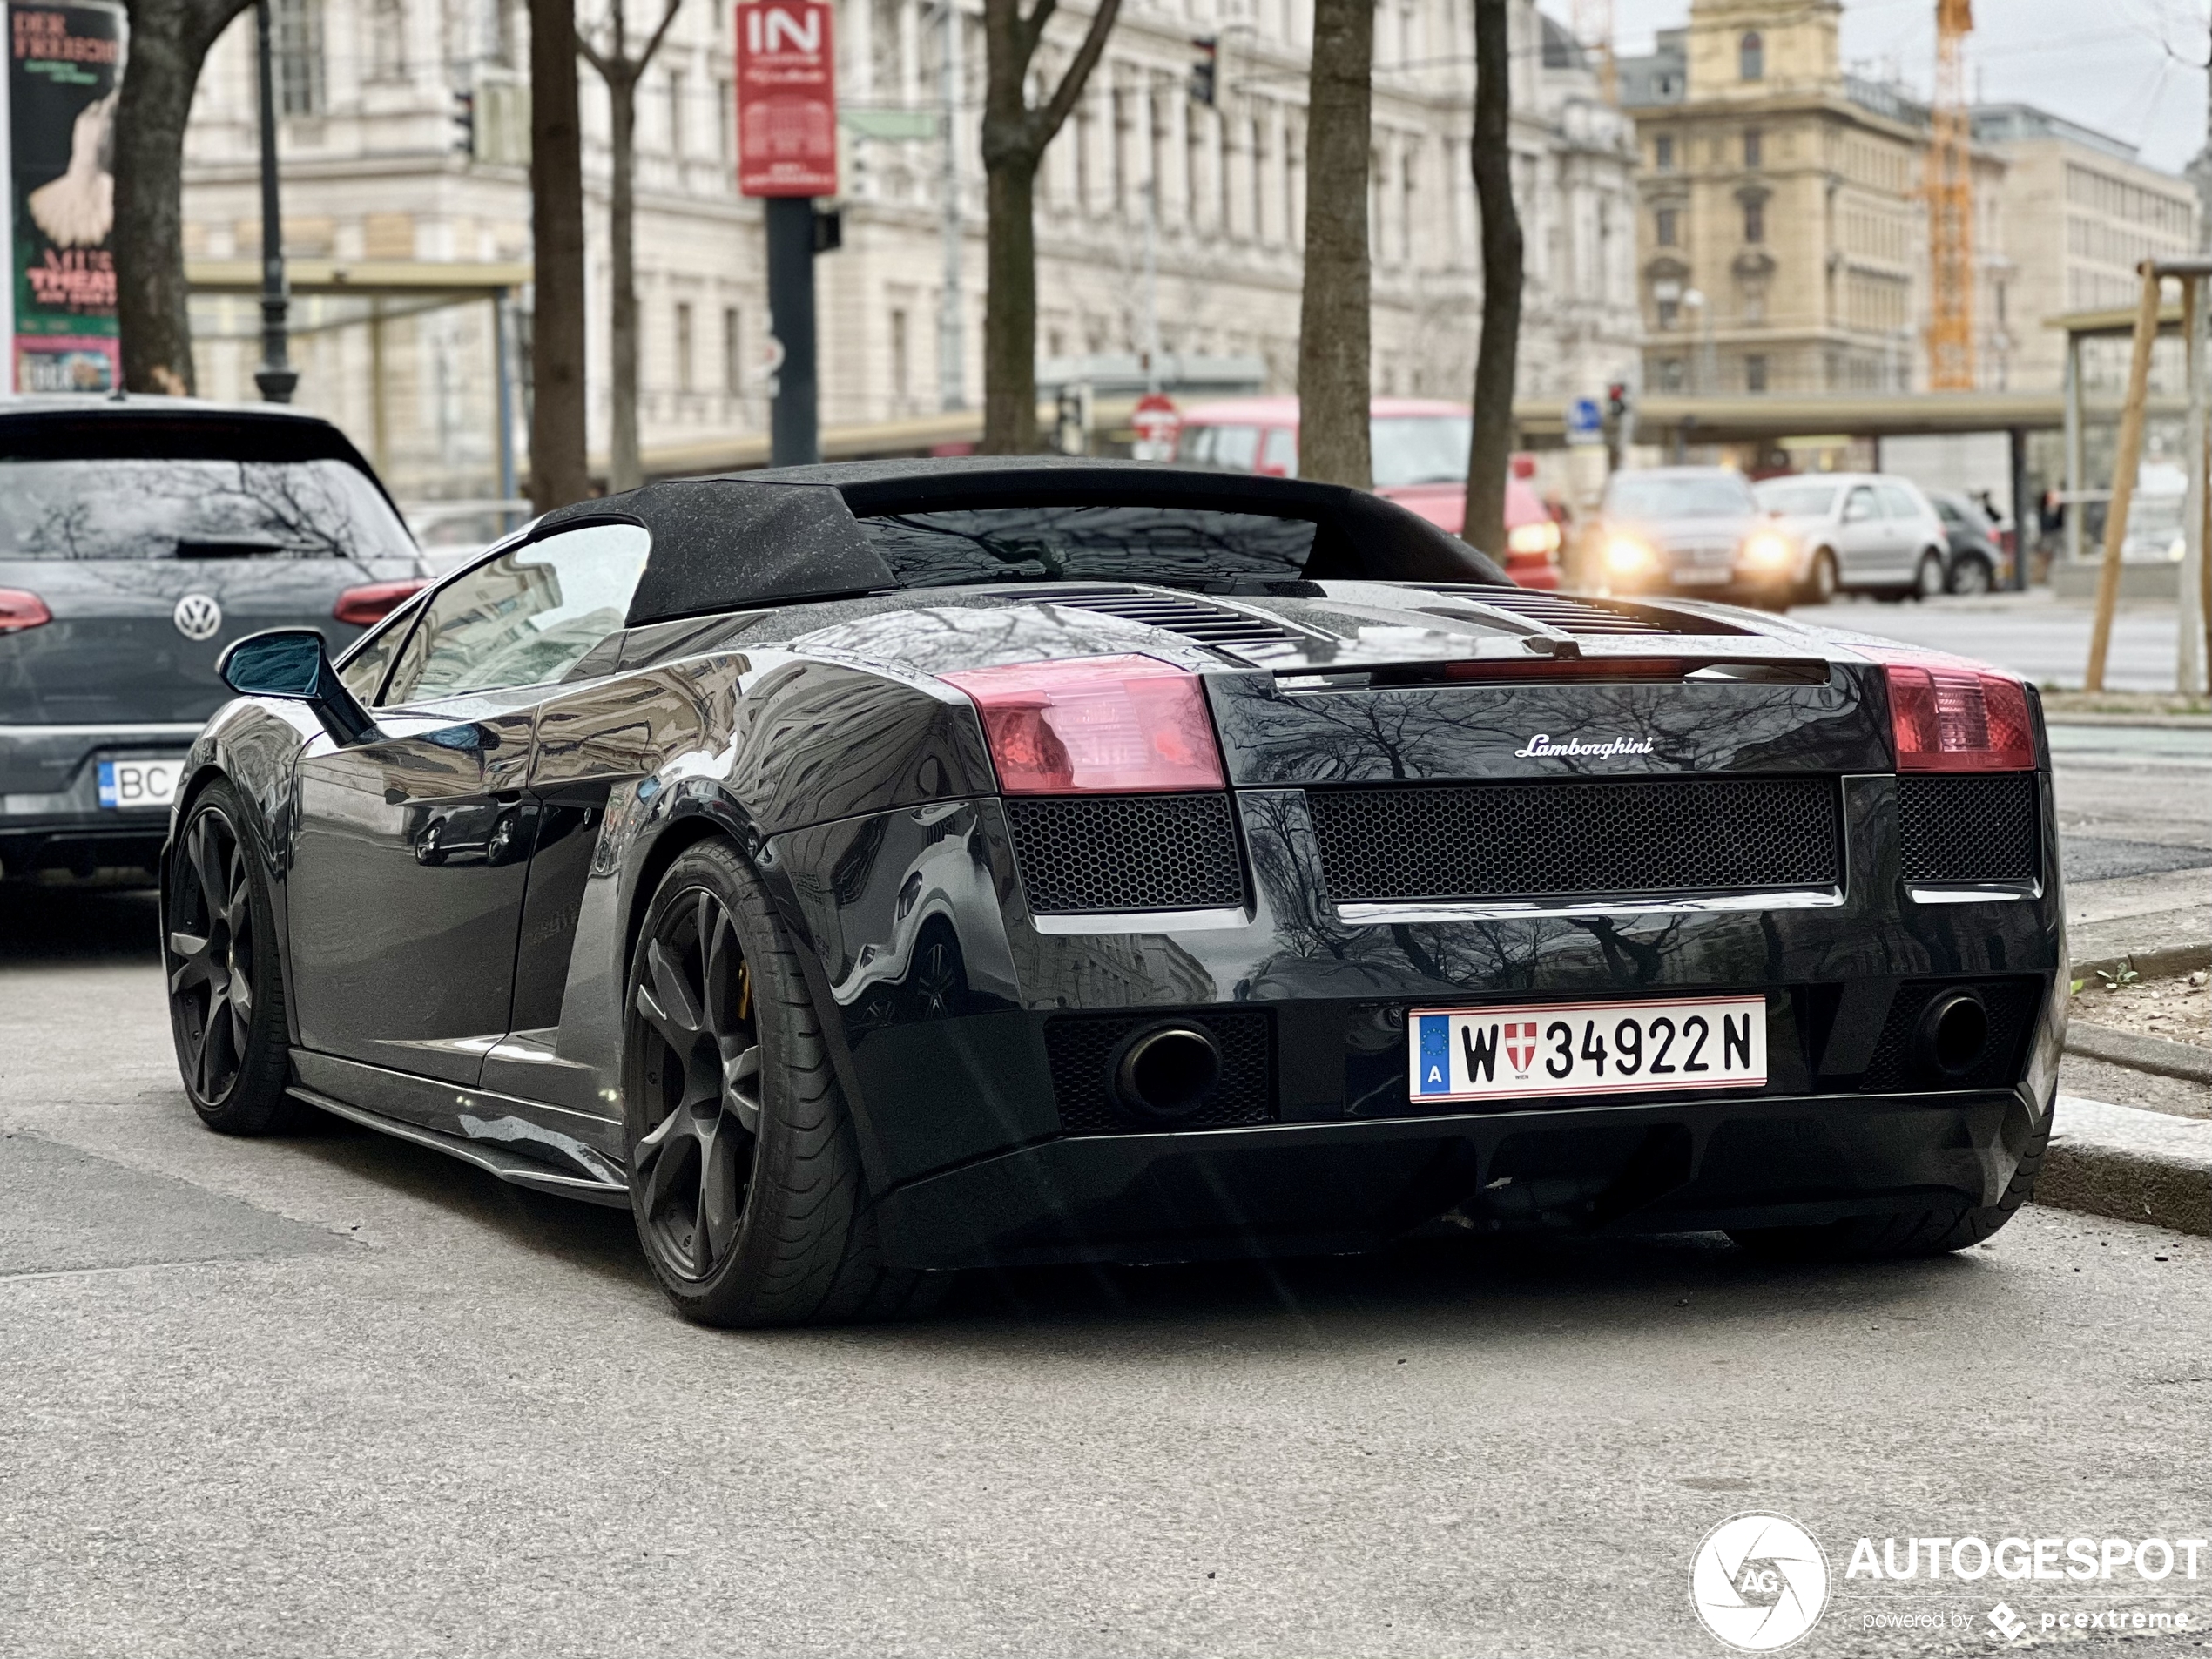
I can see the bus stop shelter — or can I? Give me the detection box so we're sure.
[185,258,531,523]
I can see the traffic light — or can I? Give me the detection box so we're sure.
[451,87,475,157]
[1605,381,1631,422]
[1190,37,1217,107]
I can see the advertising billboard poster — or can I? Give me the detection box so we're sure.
[734,0,836,198]
[6,0,125,394]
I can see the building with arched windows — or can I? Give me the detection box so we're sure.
[174,0,1642,517]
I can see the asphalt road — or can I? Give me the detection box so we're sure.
[3,877,2209,1654]
[1786,592,2188,693]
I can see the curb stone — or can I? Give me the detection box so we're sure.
[2033,1096,2212,1237]
[2069,938,2212,988]
[2063,1022,2212,1087]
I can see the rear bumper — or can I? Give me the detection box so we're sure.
[767,769,2067,1268]
[0,721,199,875]
[875,1085,2050,1269]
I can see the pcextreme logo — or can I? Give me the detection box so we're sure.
[1689,1513,1831,1651]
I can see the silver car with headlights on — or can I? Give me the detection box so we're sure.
[1590,468,1798,607]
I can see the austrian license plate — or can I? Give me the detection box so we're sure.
[1673,565,1734,584]
[1408,995,1767,1103]
[97,758,183,811]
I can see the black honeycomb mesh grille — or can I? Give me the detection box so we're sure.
[1309,776,1841,902]
[1898,773,2039,883]
[1045,1009,1274,1133]
[1860,978,2040,1093]
[1007,793,1246,914]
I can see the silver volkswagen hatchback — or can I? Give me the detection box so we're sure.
[0,395,426,881]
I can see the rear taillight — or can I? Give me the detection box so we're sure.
[333,580,428,627]
[1882,660,2034,771]
[941,654,1226,794]
[0,588,52,633]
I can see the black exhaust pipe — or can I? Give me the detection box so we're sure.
[1916,988,1990,1080]
[1111,1024,1224,1123]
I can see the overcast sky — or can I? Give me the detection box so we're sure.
[1595,0,2211,174]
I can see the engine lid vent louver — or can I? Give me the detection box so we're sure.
[1446,589,1671,637]
[1043,587,1305,648]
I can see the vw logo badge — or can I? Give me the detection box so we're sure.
[173,593,223,642]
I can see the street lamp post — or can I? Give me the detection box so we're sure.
[253,0,297,402]
[1682,287,1706,394]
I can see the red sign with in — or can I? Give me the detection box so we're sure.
[736,0,838,198]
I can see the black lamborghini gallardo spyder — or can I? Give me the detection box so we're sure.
[163,460,2067,1325]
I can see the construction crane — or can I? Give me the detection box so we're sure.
[1925,0,1975,389]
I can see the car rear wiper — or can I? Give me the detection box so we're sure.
[173,536,307,559]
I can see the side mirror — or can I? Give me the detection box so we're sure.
[219,628,379,745]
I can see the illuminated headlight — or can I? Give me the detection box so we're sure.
[1742,529,1795,568]
[1604,535,1656,573]
[1507,520,1562,557]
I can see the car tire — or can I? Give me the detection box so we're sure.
[165,780,298,1135]
[1911,550,1946,601]
[1725,1116,2049,1262]
[622,837,944,1326]
[1800,549,1838,606]
[1948,554,1993,596]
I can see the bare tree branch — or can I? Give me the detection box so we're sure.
[1031,0,1119,149]
[579,0,688,490]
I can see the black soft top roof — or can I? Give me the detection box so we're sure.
[525,458,1507,628]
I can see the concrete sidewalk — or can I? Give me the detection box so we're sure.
[2040,1095,2212,1237]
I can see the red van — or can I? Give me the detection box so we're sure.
[1172,395,1561,587]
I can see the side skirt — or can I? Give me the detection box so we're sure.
[287,1078,633,1210]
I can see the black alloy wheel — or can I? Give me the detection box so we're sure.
[631,883,761,1283]
[165,782,293,1133]
[621,839,941,1325]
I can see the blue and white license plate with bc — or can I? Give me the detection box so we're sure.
[1409,995,1767,1103]
[97,758,183,811]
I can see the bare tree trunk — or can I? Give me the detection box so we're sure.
[529,0,590,510]
[116,0,255,395]
[607,77,641,489]
[1296,0,1372,489]
[581,0,682,494]
[980,0,1122,455]
[1464,0,1522,562]
[981,158,1037,454]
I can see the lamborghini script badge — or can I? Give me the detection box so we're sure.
[1514,733,1656,759]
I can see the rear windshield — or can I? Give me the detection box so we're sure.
[1606,475,1757,518]
[1755,482,1838,516]
[0,458,413,561]
[856,505,1318,587]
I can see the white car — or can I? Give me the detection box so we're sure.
[1751,473,1954,604]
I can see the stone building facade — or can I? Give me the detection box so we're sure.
[1617,0,2007,395]
[1971,104,2197,395]
[178,0,1642,512]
